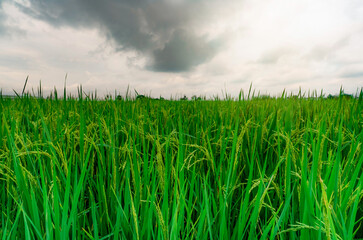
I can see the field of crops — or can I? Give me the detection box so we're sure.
[0,91,362,239]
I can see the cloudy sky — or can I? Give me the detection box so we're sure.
[1,0,363,98]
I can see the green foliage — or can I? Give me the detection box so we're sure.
[0,92,362,239]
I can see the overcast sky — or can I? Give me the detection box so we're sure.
[1,0,363,98]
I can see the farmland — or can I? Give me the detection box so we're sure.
[0,91,362,239]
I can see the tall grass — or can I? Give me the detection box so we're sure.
[0,90,362,239]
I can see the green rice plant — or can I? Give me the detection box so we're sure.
[0,88,362,239]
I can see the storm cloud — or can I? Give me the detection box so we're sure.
[17,0,226,72]
[1,0,362,97]
[150,29,220,72]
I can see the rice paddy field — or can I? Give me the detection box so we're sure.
[0,90,362,239]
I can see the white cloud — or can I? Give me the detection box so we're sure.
[0,0,362,97]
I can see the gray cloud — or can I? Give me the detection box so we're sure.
[0,2,9,35]
[0,54,32,70]
[306,37,350,61]
[340,71,363,79]
[150,29,220,72]
[0,1,25,37]
[257,47,294,64]
[17,0,225,72]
